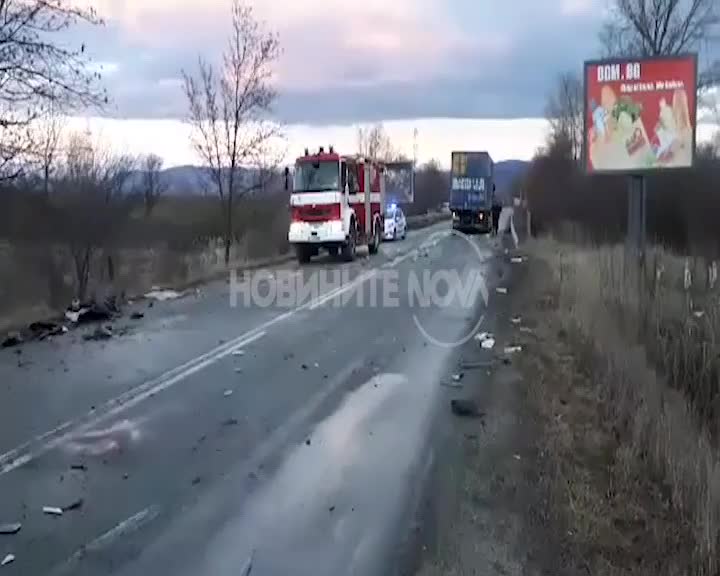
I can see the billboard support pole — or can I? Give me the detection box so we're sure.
[627,174,647,257]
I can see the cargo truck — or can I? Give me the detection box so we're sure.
[449,151,495,233]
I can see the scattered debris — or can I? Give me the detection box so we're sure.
[496,287,508,295]
[519,326,534,335]
[460,360,494,370]
[1,332,22,348]
[145,289,182,302]
[63,499,83,512]
[222,418,239,427]
[191,476,202,486]
[452,373,464,382]
[234,368,243,374]
[70,464,87,472]
[1,554,15,567]
[42,506,63,516]
[693,310,705,319]
[123,473,129,480]
[130,312,145,320]
[441,381,463,389]
[240,550,255,576]
[504,345,523,354]
[481,338,496,350]
[474,332,490,342]
[314,362,320,368]
[513,454,521,461]
[301,363,309,370]
[329,506,336,512]
[305,438,311,446]
[502,357,511,365]
[450,399,484,418]
[0,523,21,535]
[510,257,525,264]
[83,325,113,341]
[511,317,522,325]
[232,350,245,357]
[223,390,233,397]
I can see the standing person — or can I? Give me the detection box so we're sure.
[491,201,502,236]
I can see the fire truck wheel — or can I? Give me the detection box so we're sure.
[342,227,356,262]
[296,244,312,264]
[368,221,380,255]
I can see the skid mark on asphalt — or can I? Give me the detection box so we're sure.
[63,419,143,457]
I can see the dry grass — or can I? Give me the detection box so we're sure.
[531,237,720,575]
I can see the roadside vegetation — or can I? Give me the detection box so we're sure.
[0,1,450,333]
[519,1,720,573]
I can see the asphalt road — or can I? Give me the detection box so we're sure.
[0,222,503,576]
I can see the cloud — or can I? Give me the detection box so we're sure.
[72,0,604,124]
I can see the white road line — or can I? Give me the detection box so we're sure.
[309,270,377,310]
[0,330,266,476]
[51,506,160,576]
[0,229,447,478]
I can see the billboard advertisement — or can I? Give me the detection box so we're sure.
[385,161,414,204]
[584,54,697,173]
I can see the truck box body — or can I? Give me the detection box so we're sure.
[450,151,494,232]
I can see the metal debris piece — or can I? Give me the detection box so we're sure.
[496,287,508,295]
[511,317,522,325]
[224,390,233,397]
[42,506,63,516]
[450,399,484,418]
[1,554,15,566]
[481,338,496,350]
[232,350,245,357]
[452,373,464,382]
[0,523,21,535]
[504,345,522,354]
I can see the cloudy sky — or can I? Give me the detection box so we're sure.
[69,0,716,166]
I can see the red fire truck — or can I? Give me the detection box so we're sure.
[287,147,385,264]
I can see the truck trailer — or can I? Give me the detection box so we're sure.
[449,151,495,233]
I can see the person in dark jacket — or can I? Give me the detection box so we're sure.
[491,202,502,236]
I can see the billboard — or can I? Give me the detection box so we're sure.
[584,54,697,173]
[385,161,414,204]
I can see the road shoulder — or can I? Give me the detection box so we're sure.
[415,249,694,575]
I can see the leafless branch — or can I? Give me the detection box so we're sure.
[0,0,107,178]
[182,0,282,265]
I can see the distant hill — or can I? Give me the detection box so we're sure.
[128,160,529,202]
[126,165,268,197]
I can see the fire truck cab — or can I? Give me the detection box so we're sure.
[288,147,385,264]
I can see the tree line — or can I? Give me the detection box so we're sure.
[525,0,720,255]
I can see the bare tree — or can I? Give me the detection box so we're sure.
[0,1,106,179]
[545,72,583,161]
[182,1,281,265]
[356,123,407,161]
[601,0,718,56]
[31,104,65,196]
[142,154,167,217]
[55,132,136,299]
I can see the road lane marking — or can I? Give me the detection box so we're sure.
[0,226,453,477]
[51,506,160,576]
[309,269,378,310]
[0,331,266,476]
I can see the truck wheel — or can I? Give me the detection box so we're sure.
[342,227,356,262]
[327,245,340,257]
[368,222,380,255]
[296,245,311,264]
